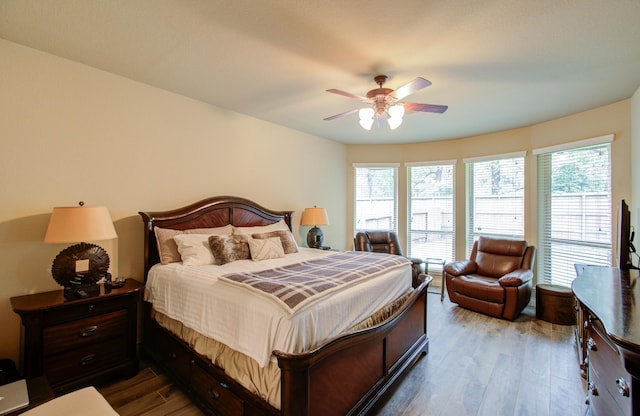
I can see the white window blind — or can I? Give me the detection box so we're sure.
[354,164,398,233]
[465,154,525,253]
[407,162,455,264]
[536,142,612,287]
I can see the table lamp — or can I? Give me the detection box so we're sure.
[300,206,329,248]
[44,202,117,299]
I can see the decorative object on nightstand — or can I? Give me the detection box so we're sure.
[300,206,329,248]
[44,202,117,299]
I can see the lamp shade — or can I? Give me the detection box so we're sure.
[44,205,117,243]
[300,207,329,226]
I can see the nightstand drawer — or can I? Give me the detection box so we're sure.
[42,295,133,326]
[43,337,127,386]
[43,309,127,355]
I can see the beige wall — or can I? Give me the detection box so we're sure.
[346,100,632,265]
[0,40,347,365]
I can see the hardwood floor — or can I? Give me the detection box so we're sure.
[98,291,587,415]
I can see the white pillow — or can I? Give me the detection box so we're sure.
[249,236,285,261]
[173,234,216,265]
[233,220,290,235]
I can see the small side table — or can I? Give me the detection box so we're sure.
[6,377,55,415]
[10,279,143,393]
[425,258,446,301]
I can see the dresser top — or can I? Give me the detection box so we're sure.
[572,266,640,353]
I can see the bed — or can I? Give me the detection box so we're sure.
[139,196,430,416]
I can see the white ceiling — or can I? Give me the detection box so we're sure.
[2,0,640,144]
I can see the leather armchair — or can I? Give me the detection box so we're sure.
[354,231,425,287]
[444,236,536,320]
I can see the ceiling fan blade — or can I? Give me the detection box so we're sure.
[326,89,369,101]
[323,108,360,121]
[392,77,432,100]
[404,102,448,114]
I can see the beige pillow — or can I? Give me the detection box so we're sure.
[249,237,285,261]
[232,220,290,235]
[173,234,216,266]
[154,225,233,264]
[252,230,298,254]
[208,234,251,265]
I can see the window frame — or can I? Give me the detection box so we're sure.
[406,161,456,264]
[463,152,526,254]
[353,163,400,234]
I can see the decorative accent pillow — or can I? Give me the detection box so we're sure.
[173,234,216,266]
[248,237,285,261]
[208,234,251,265]
[154,225,233,264]
[232,220,290,235]
[252,230,298,254]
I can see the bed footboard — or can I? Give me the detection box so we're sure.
[275,275,431,416]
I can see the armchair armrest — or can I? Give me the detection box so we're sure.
[498,269,533,287]
[443,259,477,276]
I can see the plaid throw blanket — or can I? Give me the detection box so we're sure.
[218,251,410,314]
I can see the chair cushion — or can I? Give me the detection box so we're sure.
[450,274,505,303]
[475,237,527,278]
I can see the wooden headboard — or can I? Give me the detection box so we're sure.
[139,196,294,280]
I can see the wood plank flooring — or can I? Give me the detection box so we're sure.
[98,291,587,415]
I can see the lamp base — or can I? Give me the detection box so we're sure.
[63,282,100,300]
[306,226,324,249]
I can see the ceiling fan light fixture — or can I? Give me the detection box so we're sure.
[359,107,375,130]
[388,116,403,130]
[388,103,405,118]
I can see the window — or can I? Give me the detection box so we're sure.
[407,162,455,263]
[535,136,613,287]
[465,153,525,252]
[354,164,398,232]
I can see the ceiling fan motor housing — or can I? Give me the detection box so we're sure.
[367,88,395,115]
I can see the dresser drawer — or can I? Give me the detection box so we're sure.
[43,309,127,356]
[191,361,244,416]
[43,337,127,386]
[588,320,631,415]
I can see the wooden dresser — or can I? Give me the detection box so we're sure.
[11,279,143,394]
[572,266,640,416]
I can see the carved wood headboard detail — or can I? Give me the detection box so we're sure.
[139,196,294,280]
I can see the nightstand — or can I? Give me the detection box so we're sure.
[10,279,143,394]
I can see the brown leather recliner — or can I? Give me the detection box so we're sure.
[444,236,536,320]
[354,231,425,287]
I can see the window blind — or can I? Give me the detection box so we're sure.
[537,143,612,287]
[354,165,398,233]
[465,155,525,254]
[407,162,455,264]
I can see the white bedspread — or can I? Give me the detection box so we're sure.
[144,248,412,367]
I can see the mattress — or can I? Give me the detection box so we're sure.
[144,248,412,367]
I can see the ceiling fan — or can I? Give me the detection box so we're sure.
[324,75,448,130]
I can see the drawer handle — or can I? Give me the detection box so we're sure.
[616,377,630,397]
[208,388,220,401]
[588,382,598,397]
[80,326,98,337]
[80,354,96,366]
[88,304,95,311]
[587,337,597,351]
